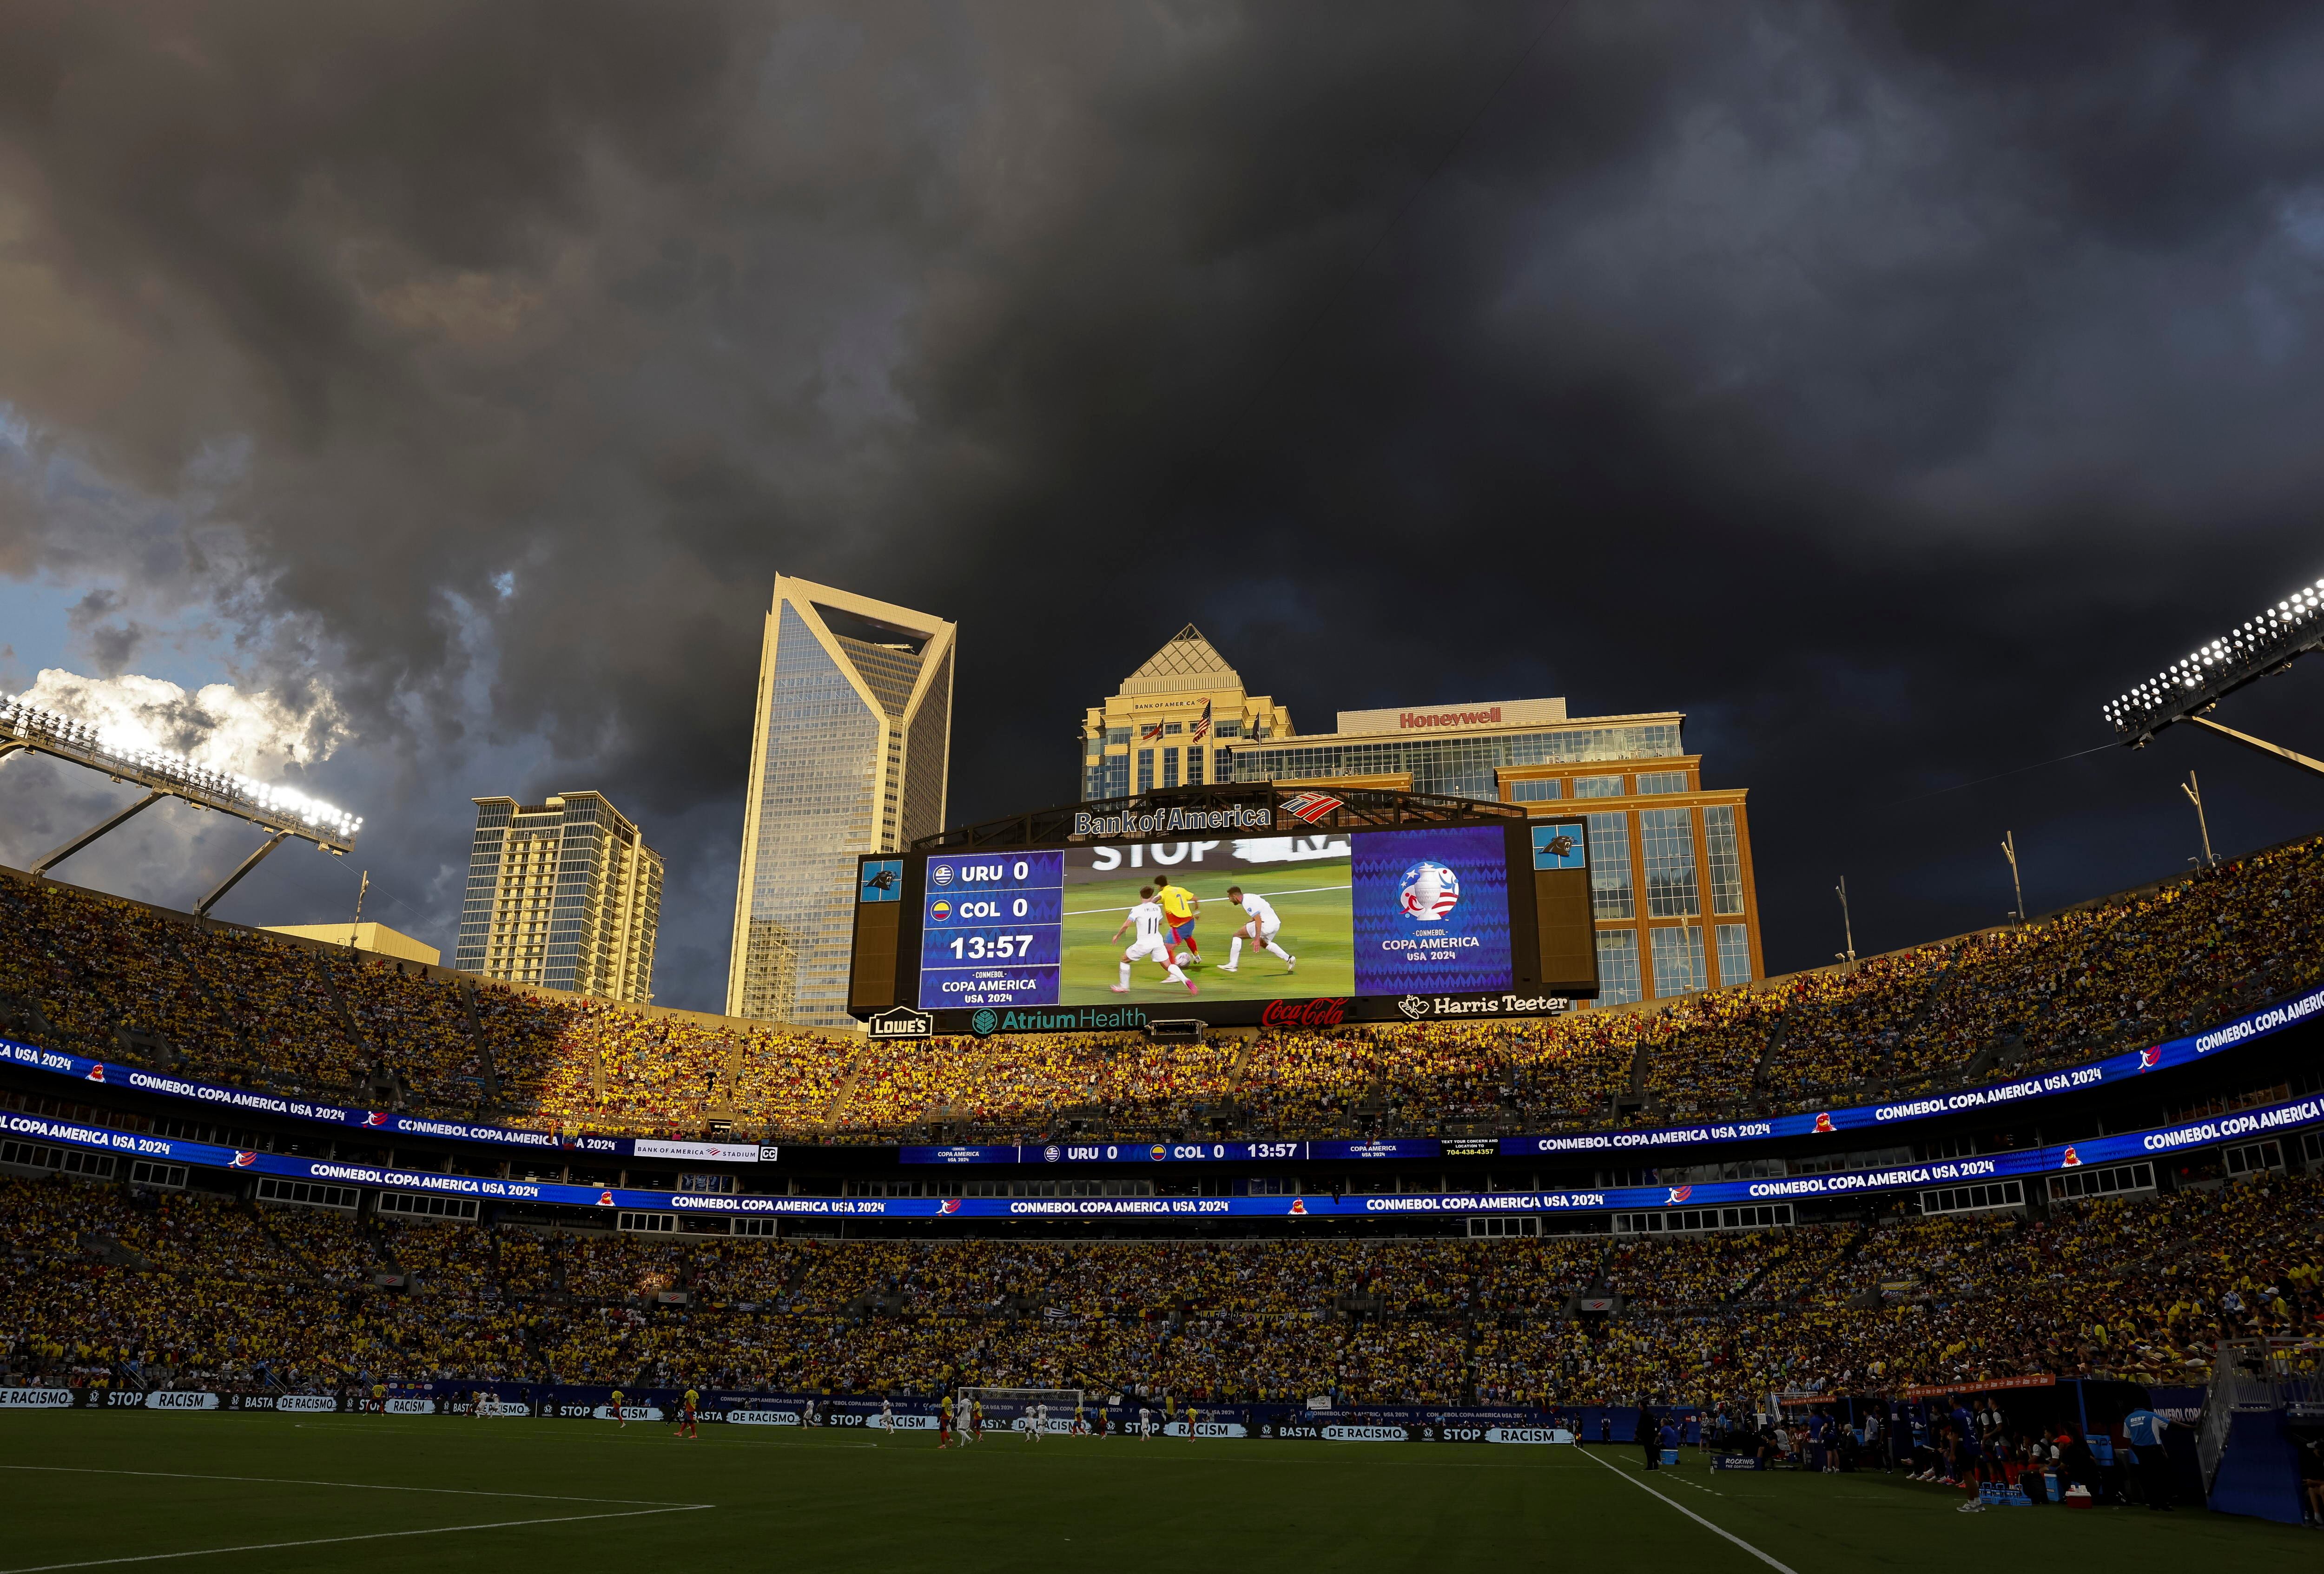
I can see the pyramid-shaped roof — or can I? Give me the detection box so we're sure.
[1121,624,1242,696]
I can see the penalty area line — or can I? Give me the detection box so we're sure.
[1577,1449,1797,1574]
[0,1506,713,1574]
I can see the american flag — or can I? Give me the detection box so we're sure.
[1191,701,1212,741]
[1140,720,1164,741]
[1279,790,1343,824]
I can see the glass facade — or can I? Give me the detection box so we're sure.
[1640,807,1701,918]
[1635,771,1689,795]
[1163,747,1180,788]
[460,793,660,1003]
[1704,804,1745,916]
[1228,722,1682,800]
[1571,775,1626,798]
[1509,778,1560,801]
[1651,923,1707,995]
[1585,811,1634,920]
[1595,929,1641,1006]
[1716,922,1751,987]
[738,604,882,1025]
[1187,746,1204,786]
[1137,749,1154,793]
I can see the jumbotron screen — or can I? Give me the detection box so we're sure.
[848,798,1598,1034]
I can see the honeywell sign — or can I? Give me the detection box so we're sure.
[1336,698,1567,735]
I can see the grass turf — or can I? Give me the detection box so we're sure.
[0,1415,2307,1574]
[1057,858,1353,1002]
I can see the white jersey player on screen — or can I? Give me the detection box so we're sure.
[1218,885,1295,974]
[1111,885,1197,995]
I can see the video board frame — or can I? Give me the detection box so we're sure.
[848,786,1598,1036]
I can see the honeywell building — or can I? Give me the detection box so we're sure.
[1081,632,1759,1008]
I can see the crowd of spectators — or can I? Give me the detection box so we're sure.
[3,832,2322,1146]
[4,1168,2313,1407]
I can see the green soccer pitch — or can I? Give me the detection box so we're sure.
[1,1416,2306,1574]
[1056,859,1354,1002]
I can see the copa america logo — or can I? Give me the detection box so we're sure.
[1399,861,1460,919]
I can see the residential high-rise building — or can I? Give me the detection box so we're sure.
[1079,625,1294,801]
[728,578,955,1027]
[454,790,662,1004]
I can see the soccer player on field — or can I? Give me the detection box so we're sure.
[1110,886,1197,995]
[939,1395,953,1449]
[971,1398,985,1441]
[1138,1405,1154,1440]
[611,1388,627,1429]
[1153,875,1201,967]
[1218,885,1295,975]
[880,1397,894,1437]
[681,1388,699,1439]
[1073,1401,1087,1437]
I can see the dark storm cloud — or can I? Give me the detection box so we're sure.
[5,0,2324,1006]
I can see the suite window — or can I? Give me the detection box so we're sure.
[1640,807,1700,917]
[1594,930,1640,1006]
[1715,923,1751,988]
[1651,924,1707,996]
[1585,811,1633,920]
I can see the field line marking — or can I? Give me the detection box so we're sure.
[0,1464,697,1507]
[0,1506,712,1574]
[1577,1449,1797,1574]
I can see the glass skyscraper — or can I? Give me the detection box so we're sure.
[728,578,954,1027]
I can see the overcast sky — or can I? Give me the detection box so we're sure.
[5,1,2324,1012]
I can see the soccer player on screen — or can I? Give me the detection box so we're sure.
[1217,886,1296,975]
[1153,875,1202,968]
[1111,886,1197,995]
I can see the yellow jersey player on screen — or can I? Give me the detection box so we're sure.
[1153,876,1201,967]
[1111,886,1196,995]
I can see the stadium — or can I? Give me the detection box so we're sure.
[7,15,2324,1572]
[2,762,2321,1566]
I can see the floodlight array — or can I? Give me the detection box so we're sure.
[0,697,362,846]
[2101,575,2324,744]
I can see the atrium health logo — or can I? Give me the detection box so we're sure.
[970,1008,999,1036]
[1399,861,1460,919]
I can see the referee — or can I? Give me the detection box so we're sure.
[1641,1404,1660,1470]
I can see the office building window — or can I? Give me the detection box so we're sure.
[1103,754,1129,800]
[1163,748,1180,788]
[1164,722,1182,735]
[1651,924,1707,995]
[1636,771,1689,795]
[1585,811,1633,919]
[1137,749,1154,793]
[1216,720,1242,738]
[1595,929,1641,1006]
[1704,804,1745,916]
[1715,923,1751,987]
[1106,727,1130,745]
[1640,807,1700,917]
[1187,747,1205,786]
[1572,775,1625,798]
[1509,779,1560,802]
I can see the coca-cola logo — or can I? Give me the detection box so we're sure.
[1261,997,1350,1027]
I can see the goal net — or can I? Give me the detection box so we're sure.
[958,1387,1083,1430]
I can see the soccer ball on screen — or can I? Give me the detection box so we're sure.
[1399,861,1461,920]
[1174,950,1193,967]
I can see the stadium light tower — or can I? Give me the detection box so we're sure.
[2101,571,2324,778]
[0,696,361,915]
